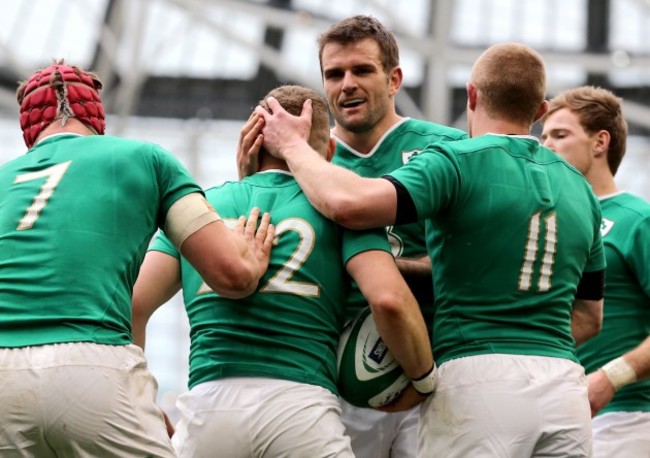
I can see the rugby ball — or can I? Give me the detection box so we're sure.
[336,306,409,408]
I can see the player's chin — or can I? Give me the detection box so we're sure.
[336,114,371,134]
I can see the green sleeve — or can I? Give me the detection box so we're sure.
[148,229,180,259]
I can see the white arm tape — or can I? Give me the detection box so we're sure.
[601,356,637,391]
[164,193,221,249]
[410,363,438,396]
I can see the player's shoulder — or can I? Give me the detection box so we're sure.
[418,132,500,159]
[401,118,467,141]
[603,192,650,219]
[221,171,299,194]
[205,180,235,194]
[207,172,323,216]
[90,135,177,165]
[204,179,246,203]
[430,132,507,153]
[455,133,536,150]
[0,151,26,174]
[448,134,565,166]
[43,134,172,164]
[87,134,157,150]
[600,193,650,243]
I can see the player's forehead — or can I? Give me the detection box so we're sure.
[543,108,583,133]
[321,38,383,70]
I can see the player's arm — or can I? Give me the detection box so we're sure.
[396,255,434,306]
[587,335,650,417]
[586,217,650,416]
[255,97,397,230]
[571,299,603,346]
[165,195,275,298]
[614,335,650,381]
[395,255,430,276]
[346,249,436,411]
[571,269,605,346]
[132,251,182,349]
[131,249,180,438]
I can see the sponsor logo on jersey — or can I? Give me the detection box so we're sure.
[401,150,421,164]
[600,218,615,236]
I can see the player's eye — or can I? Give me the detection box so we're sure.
[324,70,343,80]
[354,67,373,75]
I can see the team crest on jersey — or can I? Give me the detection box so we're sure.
[401,150,421,164]
[600,218,615,236]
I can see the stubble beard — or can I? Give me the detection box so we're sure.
[334,106,384,135]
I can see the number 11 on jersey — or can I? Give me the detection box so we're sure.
[518,211,557,292]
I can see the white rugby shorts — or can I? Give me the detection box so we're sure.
[173,377,354,457]
[592,411,650,458]
[0,342,174,457]
[418,354,592,458]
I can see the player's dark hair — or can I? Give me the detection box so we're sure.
[317,15,399,74]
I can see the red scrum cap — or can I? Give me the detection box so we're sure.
[17,60,105,148]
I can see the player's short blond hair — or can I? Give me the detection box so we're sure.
[544,86,628,175]
[260,85,330,156]
[471,43,546,125]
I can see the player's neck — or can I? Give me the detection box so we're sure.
[469,108,532,137]
[585,165,618,197]
[35,119,96,143]
[259,155,289,172]
[471,121,532,137]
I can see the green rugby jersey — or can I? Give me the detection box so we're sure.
[150,171,391,394]
[0,134,201,347]
[332,118,466,322]
[577,192,650,415]
[389,134,605,365]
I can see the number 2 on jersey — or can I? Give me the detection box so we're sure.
[13,161,71,230]
[518,211,557,292]
[197,217,319,297]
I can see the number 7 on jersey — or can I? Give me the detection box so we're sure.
[13,161,71,230]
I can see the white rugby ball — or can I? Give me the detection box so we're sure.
[336,306,409,408]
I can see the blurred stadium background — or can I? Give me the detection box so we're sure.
[2,0,649,419]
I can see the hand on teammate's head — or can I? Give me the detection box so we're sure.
[237,113,264,179]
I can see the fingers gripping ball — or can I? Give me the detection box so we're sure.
[336,307,409,408]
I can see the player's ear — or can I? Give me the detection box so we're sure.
[325,137,336,163]
[388,66,403,96]
[533,100,549,123]
[593,129,611,158]
[466,82,478,112]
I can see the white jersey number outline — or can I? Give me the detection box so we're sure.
[518,211,557,292]
[13,161,72,230]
